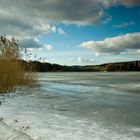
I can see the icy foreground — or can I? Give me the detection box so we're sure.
[0,72,140,140]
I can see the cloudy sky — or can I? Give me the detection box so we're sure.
[0,0,140,65]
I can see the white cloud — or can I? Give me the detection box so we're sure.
[80,32,140,55]
[77,56,94,64]
[57,28,66,35]
[136,49,140,54]
[113,21,135,28]
[26,44,53,52]
[27,48,35,52]
[0,0,139,31]
[19,36,53,55]
[1,0,139,35]
[68,56,94,64]
[43,44,53,50]
[0,0,139,50]
[33,24,66,36]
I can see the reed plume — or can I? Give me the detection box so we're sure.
[0,36,35,94]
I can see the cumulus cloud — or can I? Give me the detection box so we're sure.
[0,0,106,29]
[80,32,140,55]
[1,0,139,33]
[0,0,139,49]
[0,0,139,36]
[33,24,66,36]
[19,37,53,53]
[0,0,66,49]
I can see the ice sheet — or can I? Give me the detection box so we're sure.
[0,72,140,140]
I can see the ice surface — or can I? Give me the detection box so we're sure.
[0,72,140,140]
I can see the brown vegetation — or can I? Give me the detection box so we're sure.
[0,36,35,94]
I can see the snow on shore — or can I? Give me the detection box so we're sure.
[0,72,140,140]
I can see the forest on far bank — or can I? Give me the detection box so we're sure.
[22,60,140,72]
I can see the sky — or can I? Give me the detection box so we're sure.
[0,0,140,65]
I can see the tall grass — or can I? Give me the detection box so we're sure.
[0,36,35,94]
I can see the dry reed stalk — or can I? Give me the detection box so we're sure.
[0,36,36,94]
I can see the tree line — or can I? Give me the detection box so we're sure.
[21,60,140,72]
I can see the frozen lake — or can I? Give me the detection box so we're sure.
[0,72,140,140]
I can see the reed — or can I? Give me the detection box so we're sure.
[0,36,35,94]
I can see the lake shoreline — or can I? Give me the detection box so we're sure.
[0,72,140,140]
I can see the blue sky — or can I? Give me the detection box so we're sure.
[38,6,140,65]
[0,0,140,65]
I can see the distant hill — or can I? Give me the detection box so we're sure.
[22,60,140,72]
